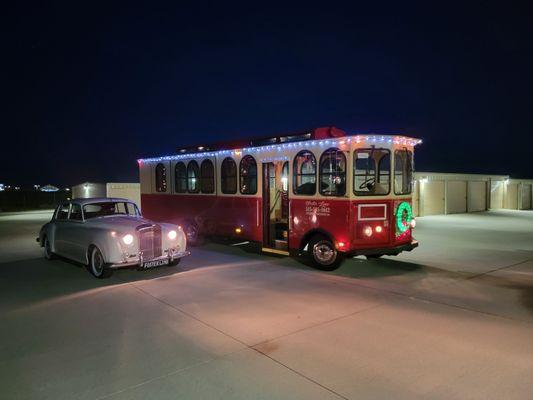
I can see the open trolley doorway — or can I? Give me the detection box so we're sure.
[262,161,290,255]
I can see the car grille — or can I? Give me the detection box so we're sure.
[137,224,162,259]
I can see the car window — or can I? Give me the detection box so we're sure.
[56,204,70,220]
[69,204,83,221]
[83,202,139,219]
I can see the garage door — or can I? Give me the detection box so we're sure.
[446,181,467,214]
[490,181,504,209]
[468,181,487,212]
[421,181,445,216]
[504,184,519,209]
[521,184,532,210]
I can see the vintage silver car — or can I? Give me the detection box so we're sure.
[37,198,189,278]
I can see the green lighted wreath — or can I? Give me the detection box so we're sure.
[396,202,413,234]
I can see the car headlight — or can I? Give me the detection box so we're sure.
[168,230,177,240]
[122,234,134,245]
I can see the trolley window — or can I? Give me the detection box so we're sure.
[200,159,215,193]
[281,161,289,191]
[353,148,391,196]
[155,163,167,192]
[394,149,413,195]
[187,161,200,193]
[240,155,257,195]
[293,150,316,195]
[221,157,237,194]
[319,148,346,196]
[174,162,187,193]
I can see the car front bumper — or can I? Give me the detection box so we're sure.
[109,249,190,269]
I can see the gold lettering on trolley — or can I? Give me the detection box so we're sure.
[305,201,330,217]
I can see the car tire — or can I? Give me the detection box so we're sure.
[87,246,112,279]
[184,223,204,247]
[43,236,55,260]
[307,234,344,271]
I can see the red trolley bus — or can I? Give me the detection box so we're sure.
[138,126,421,270]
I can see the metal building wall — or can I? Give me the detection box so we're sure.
[106,183,141,209]
[71,182,106,199]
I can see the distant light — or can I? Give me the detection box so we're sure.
[293,216,299,225]
[198,146,204,150]
[235,227,242,234]
[338,242,345,248]
[420,177,428,184]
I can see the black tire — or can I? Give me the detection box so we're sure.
[43,236,55,260]
[168,258,181,266]
[184,223,204,247]
[87,246,113,279]
[307,234,344,271]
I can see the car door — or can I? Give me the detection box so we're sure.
[62,203,86,262]
[53,203,71,255]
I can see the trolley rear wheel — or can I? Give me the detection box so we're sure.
[184,222,204,246]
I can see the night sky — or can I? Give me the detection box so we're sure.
[3,2,532,187]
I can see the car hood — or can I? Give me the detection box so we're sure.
[84,216,160,231]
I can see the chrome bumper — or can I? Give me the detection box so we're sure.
[109,249,190,269]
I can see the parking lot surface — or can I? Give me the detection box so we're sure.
[0,210,532,399]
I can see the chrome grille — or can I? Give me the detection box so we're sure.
[137,225,162,259]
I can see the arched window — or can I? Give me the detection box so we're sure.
[281,161,289,192]
[221,157,237,194]
[155,163,167,192]
[187,161,200,193]
[293,150,316,195]
[174,162,187,193]
[200,159,215,193]
[319,148,346,196]
[239,155,257,194]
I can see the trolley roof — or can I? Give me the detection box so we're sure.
[138,126,422,163]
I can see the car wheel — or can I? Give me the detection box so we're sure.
[185,223,204,246]
[308,235,344,271]
[43,236,55,260]
[87,246,112,279]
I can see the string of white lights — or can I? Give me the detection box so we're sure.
[138,135,422,164]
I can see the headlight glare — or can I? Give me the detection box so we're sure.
[168,230,177,240]
[122,234,134,245]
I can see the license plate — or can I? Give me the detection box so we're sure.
[142,258,169,269]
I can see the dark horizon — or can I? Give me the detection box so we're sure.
[3,2,532,187]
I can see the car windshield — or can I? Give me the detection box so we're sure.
[83,202,140,219]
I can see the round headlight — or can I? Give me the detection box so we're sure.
[363,226,373,237]
[122,234,134,245]
[168,230,177,240]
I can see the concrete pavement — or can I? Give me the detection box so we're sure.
[0,210,532,399]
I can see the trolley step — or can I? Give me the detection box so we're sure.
[261,247,290,256]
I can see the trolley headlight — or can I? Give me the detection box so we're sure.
[410,219,417,229]
[168,230,177,240]
[122,234,134,245]
[363,226,373,237]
